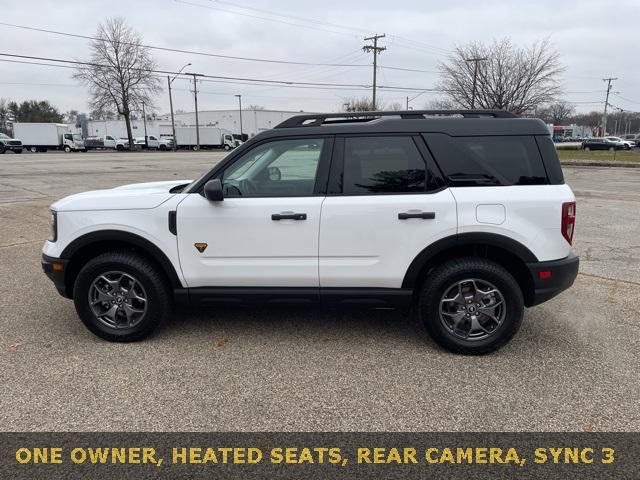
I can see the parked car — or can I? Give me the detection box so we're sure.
[42,109,579,355]
[581,138,625,151]
[0,132,23,153]
[605,136,634,150]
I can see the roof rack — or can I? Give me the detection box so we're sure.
[275,109,516,128]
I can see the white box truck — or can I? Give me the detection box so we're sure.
[175,127,235,150]
[13,123,85,153]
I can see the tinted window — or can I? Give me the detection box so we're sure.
[424,134,547,186]
[342,136,426,194]
[222,138,324,197]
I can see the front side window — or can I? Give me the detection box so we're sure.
[221,138,324,197]
[342,136,427,194]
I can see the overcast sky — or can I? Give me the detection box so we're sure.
[1,0,638,116]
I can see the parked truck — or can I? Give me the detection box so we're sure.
[13,123,85,153]
[84,135,129,151]
[175,127,235,150]
[133,135,173,150]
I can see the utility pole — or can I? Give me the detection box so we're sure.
[602,77,617,137]
[187,72,204,150]
[167,63,191,151]
[363,34,386,111]
[142,102,148,148]
[235,94,243,140]
[465,57,487,109]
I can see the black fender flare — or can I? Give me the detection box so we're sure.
[402,232,538,289]
[61,230,182,288]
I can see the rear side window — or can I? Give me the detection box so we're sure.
[342,136,426,194]
[423,134,548,186]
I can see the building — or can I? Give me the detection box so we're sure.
[83,109,309,139]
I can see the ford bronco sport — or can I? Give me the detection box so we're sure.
[42,110,579,354]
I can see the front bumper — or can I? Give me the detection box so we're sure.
[42,254,70,298]
[526,253,579,306]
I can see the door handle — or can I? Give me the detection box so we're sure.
[398,211,436,220]
[271,212,307,221]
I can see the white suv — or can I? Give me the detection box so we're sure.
[42,110,579,354]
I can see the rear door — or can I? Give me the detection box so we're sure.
[319,135,457,288]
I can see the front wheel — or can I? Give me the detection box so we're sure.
[73,251,171,342]
[64,146,71,153]
[224,144,231,151]
[418,257,524,355]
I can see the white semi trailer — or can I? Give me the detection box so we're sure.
[175,127,236,150]
[13,123,85,153]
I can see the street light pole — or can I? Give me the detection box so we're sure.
[235,94,243,140]
[168,63,191,151]
[142,102,148,148]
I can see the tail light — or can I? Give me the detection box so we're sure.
[561,202,576,245]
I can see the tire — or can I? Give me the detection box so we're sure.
[159,144,166,151]
[417,257,524,355]
[0,147,4,154]
[224,144,230,151]
[29,146,38,153]
[15,149,22,154]
[192,145,199,151]
[73,251,171,342]
[64,146,71,153]
[116,144,124,151]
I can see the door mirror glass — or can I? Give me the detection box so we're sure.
[203,179,224,201]
[267,166,281,181]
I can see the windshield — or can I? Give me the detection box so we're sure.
[0,133,10,139]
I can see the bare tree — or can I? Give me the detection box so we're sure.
[74,17,161,149]
[342,97,377,112]
[247,104,265,111]
[537,101,575,125]
[437,38,564,115]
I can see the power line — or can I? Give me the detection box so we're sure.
[0,21,369,67]
[0,52,440,93]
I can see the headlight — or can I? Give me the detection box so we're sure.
[48,210,57,242]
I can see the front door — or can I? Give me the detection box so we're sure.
[177,136,332,288]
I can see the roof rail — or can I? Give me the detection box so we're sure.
[275,109,516,128]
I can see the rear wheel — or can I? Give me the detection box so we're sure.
[73,251,171,342]
[418,257,524,355]
[29,146,38,153]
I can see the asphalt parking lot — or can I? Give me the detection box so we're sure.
[1,150,639,432]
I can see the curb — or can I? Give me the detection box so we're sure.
[561,161,640,168]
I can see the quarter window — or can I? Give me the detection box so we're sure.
[424,134,548,186]
[342,136,427,194]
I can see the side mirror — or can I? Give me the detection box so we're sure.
[203,179,224,201]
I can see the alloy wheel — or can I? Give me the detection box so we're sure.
[439,278,506,341]
[88,271,147,329]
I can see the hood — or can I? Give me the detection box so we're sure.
[51,180,192,212]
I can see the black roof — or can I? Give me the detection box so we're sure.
[256,110,550,138]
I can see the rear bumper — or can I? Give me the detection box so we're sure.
[42,254,70,298]
[526,253,579,306]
